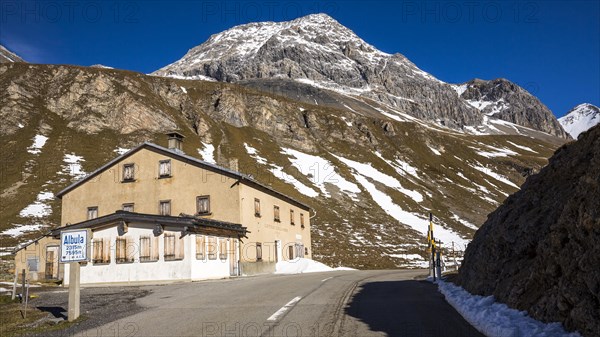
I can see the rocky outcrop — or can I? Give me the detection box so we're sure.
[457,124,600,337]
[455,78,569,138]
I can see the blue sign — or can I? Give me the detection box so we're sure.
[60,229,91,263]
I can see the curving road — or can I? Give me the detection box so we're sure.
[77,269,484,337]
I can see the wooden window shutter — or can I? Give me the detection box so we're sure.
[207,237,217,260]
[196,235,205,260]
[219,239,227,260]
[164,234,175,260]
[176,235,185,260]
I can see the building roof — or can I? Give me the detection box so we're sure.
[49,211,248,237]
[54,142,310,210]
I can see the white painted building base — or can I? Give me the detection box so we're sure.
[63,223,235,286]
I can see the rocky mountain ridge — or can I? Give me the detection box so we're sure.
[0,62,565,269]
[452,78,569,138]
[559,103,600,139]
[153,13,568,138]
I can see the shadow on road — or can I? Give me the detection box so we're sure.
[345,280,484,337]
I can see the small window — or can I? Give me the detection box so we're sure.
[254,198,261,217]
[87,207,98,220]
[256,243,263,261]
[195,235,205,260]
[159,200,171,216]
[92,238,111,264]
[290,209,295,225]
[305,247,309,256]
[273,205,280,222]
[300,213,305,228]
[164,233,184,261]
[116,237,135,263]
[139,236,159,262]
[122,203,134,212]
[207,236,217,260]
[159,160,171,178]
[27,257,38,272]
[197,196,210,215]
[123,163,135,181]
[219,239,227,260]
[288,245,294,260]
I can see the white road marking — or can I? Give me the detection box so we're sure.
[266,296,302,322]
[321,277,333,282]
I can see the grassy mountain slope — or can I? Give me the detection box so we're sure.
[0,63,565,268]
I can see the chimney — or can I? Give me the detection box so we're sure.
[166,131,185,153]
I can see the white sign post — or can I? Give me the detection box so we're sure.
[60,229,91,322]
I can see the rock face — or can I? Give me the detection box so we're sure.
[0,45,25,63]
[453,78,569,138]
[559,103,600,139]
[457,124,600,337]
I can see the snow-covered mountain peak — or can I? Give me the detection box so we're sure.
[558,103,600,138]
[0,44,25,63]
[152,14,568,138]
[159,13,391,74]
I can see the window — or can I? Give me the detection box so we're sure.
[122,203,134,212]
[123,163,135,181]
[87,207,98,220]
[288,245,294,260]
[92,238,111,264]
[27,257,38,272]
[219,239,227,260]
[159,200,171,216]
[116,236,135,263]
[256,243,263,261]
[207,236,217,260]
[195,235,205,260]
[164,233,184,261]
[290,209,295,225]
[196,196,210,215]
[159,160,171,178]
[300,213,305,228]
[254,198,261,217]
[139,236,159,262]
[273,205,280,222]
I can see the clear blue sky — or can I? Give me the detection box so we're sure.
[1,0,598,117]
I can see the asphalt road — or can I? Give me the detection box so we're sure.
[71,269,484,337]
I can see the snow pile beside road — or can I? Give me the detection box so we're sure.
[436,279,581,337]
[275,258,355,274]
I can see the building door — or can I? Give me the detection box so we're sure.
[229,239,238,276]
[45,246,59,279]
[275,240,282,262]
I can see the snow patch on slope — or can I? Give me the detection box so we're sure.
[19,191,53,218]
[198,143,216,164]
[27,135,48,154]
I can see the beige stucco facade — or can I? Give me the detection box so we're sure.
[57,143,311,274]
